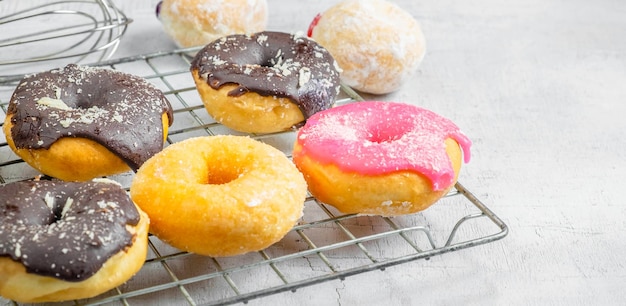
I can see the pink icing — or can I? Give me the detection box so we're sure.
[295,101,472,191]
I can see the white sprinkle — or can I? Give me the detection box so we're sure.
[298,67,312,87]
[59,118,75,128]
[257,34,268,44]
[92,178,122,187]
[292,31,306,40]
[36,97,71,110]
[44,192,55,210]
[212,57,227,65]
[60,198,74,218]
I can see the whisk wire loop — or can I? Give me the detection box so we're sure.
[0,0,132,82]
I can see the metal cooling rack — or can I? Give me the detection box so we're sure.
[0,48,508,306]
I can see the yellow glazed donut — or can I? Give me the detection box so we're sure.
[190,31,341,134]
[2,64,173,181]
[308,0,426,94]
[156,0,268,49]
[292,101,472,216]
[130,135,307,257]
[0,179,149,303]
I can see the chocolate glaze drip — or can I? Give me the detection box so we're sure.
[0,179,140,282]
[190,31,341,119]
[7,64,174,171]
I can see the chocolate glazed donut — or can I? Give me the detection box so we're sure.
[0,179,150,303]
[0,179,140,281]
[5,64,173,175]
[190,31,341,133]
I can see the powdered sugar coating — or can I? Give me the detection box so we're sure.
[309,0,426,94]
[157,0,268,49]
[294,101,471,190]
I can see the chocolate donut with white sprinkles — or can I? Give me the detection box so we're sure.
[190,31,341,133]
[0,179,150,303]
[3,64,173,181]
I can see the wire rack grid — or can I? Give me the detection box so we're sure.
[0,48,508,306]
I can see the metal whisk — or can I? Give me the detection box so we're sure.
[0,0,132,83]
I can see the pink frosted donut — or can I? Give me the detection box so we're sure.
[292,101,471,216]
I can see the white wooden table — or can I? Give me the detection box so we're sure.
[2,0,626,305]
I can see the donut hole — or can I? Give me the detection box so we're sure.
[204,164,244,185]
[366,123,413,144]
[63,78,124,109]
[73,97,97,109]
[367,130,405,143]
[21,194,73,226]
[48,197,71,224]
[247,44,294,71]
[263,54,285,68]
[67,91,109,109]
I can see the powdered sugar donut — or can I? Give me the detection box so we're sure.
[308,0,426,94]
[157,0,268,49]
[292,101,471,216]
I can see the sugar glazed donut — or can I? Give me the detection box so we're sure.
[292,101,471,216]
[2,64,173,181]
[0,179,149,303]
[130,135,307,257]
[190,31,341,134]
[308,0,426,94]
[157,0,268,49]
